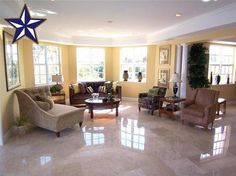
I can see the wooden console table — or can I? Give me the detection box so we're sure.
[51,91,66,104]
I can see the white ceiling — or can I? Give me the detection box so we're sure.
[0,0,236,46]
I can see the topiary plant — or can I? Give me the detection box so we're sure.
[188,43,209,89]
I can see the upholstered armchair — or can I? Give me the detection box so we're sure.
[138,86,167,115]
[15,86,85,137]
[181,88,219,130]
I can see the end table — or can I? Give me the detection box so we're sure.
[159,96,186,117]
[51,91,66,104]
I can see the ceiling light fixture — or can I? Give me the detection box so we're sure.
[107,20,113,23]
[201,0,211,2]
[175,13,182,17]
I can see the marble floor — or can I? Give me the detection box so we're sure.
[0,100,236,176]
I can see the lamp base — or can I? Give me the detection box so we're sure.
[173,83,178,98]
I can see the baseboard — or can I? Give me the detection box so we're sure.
[122,97,138,102]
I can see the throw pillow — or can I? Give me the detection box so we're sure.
[36,101,51,111]
[147,88,159,97]
[87,86,94,94]
[98,86,106,93]
[79,83,87,94]
[72,84,80,94]
[112,81,119,92]
[35,95,54,109]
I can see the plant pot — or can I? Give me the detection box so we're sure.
[123,70,129,81]
[138,72,142,82]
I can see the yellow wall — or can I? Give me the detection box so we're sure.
[0,28,26,142]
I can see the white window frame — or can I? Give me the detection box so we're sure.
[208,44,235,85]
[33,44,61,85]
[120,47,147,82]
[76,47,105,81]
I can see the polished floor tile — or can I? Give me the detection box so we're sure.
[0,100,236,176]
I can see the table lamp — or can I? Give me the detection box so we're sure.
[169,72,182,98]
[52,74,63,91]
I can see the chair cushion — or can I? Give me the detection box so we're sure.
[79,83,87,94]
[182,104,204,117]
[148,88,159,97]
[36,101,51,111]
[98,86,106,93]
[195,89,217,107]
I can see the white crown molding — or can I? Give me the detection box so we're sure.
[38,2,236,46]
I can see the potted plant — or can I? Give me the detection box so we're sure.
[14,116,30,135]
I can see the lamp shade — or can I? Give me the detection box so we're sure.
[169,72,182,83]
[52,74,63,83]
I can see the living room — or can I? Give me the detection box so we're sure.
[0,0,236,175]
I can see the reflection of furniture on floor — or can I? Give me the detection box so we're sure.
[15,86,85,137]
[51,91,66,104]
[159,96,186,117]
[85,98,121,119]
[138,86,167,115]
[181,88,219,130]
[217,98,226,115]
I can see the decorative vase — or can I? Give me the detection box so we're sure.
[216,74,221,85]
[123,70,128,81]
[227,74,230,84]
[209,72,213,84]
[138,72,142,82]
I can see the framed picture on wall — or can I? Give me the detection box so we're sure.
[159,45,171,65]
[158,69,169,88]
[3,31,21,91]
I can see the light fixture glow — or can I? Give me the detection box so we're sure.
[175,13,182,17]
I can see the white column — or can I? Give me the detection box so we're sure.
[176,45,182,97]
[180,44,188,98]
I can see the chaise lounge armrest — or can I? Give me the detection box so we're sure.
[182,100,195,108]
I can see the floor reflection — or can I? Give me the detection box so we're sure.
[200,125,231,162]
[120,118,145,150]
[83,126,105,146]
[40,155,52,166]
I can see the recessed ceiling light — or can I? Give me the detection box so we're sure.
[175,13,182,17]
[201,0,211,2]
[107,20,113,23]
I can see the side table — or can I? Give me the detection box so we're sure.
[51,91,66,104]
[159,96,186,117]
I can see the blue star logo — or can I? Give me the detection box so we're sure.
[5,4,46,44]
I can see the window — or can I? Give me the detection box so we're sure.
[33,44,61,85]
[120,47,147,82]
[209,45,234,84]
[77,48,105,81]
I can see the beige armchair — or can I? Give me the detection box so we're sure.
[181,88,219,130]
[15,86,85,137]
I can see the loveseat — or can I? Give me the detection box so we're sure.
[15,86,85,137]
[69,81,122,106]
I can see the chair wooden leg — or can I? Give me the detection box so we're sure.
[79,121,83,128]
[210,121,214,130]
[56,132,60,137]
[138,106,141,111]
[151,110,154,115]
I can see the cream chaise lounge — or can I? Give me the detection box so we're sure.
[15,86,85,137]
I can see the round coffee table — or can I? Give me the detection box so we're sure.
[85,98,121,119]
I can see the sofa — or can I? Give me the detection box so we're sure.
[15,86,85,137]
[138,86,167,115]
[69,81,122,106]
[181,88,219,130]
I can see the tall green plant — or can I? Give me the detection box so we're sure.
[188,43,209,89]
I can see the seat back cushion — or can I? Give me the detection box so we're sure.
[195,89,218,107]
[148,88,159,97]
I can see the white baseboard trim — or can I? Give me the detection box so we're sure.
[122,97,138,102]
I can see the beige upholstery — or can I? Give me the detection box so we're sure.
[181,88,219,129]
[15,86,85,136]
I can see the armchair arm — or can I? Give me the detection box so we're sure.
[203,104,217,124]
[182,100,195,108]
[139,93,148,98]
